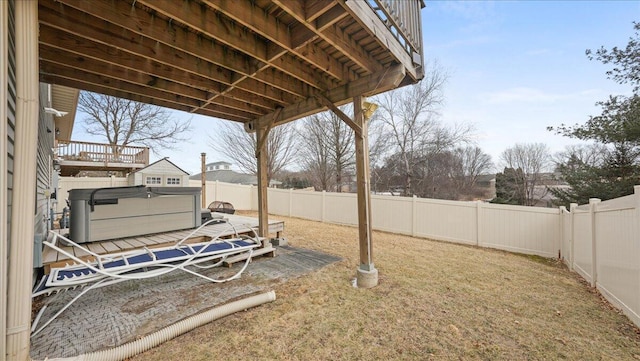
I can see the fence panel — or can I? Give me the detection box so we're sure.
[371,195,413,235]
[414,199,477,245]
[324,193,358,225]
[595,207,640,326]
[268,188,291,216]
[572,210,593,282]
[481,203,560,257]
[290,191,323,221]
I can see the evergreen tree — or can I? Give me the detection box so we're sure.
[492,168,526,205]
[549,22,640,204]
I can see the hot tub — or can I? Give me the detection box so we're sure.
[69,186,202,243]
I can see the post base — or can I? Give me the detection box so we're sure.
[356,267,379,288]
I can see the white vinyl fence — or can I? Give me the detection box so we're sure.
[561,186,640,327]
[269,188,561,258]
[57,176,129,213]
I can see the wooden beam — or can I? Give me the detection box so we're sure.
[202,0,347,82]
[315,94,361,138]
[256,125,269,241]
[39,42,217,104]
[274,0,382,74]
[39,73,249,122]
[256,64,405,126]
[40,0,306,104]
[137,0,330,90]
[48,0,308,102]
[39,59,257,120]
[315,5,349,31]
[353,95,377,287]
[306,1,336,22]
[255,108,282,158]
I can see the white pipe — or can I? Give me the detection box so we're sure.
[39,291,276,361]
[7,1,39,360]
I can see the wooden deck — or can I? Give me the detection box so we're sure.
[42,213,284,272]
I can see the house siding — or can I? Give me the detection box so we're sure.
[34,84,54,267]
[6,0,16,245]
[129,159,190,187]
[2,0,17,353]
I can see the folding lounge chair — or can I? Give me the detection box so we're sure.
[31,218,262,335]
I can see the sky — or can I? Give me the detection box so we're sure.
[71,1,640,175]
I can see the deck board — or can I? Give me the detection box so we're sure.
[42,214,284,271]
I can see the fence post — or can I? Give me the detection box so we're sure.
[569,203,577,271]
[288,188,293,217]
[411,195,417,237]
[321,190,326,222]
[476,201,483,246]
[589,198,601,288]
[558,206,566,260]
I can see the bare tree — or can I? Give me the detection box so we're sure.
[451,146,493,199]
[78,91,191,155]
[297,108,355,191]
[209,121,296,182]
[500,143,552,206]
[297,114,334,190]
[553,144,608,169]
[374,61,448,195]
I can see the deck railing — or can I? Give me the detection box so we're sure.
[56,140,149,165]
[367,0,423,62]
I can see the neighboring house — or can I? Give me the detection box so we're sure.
[205,161,231,171]
[475,174,497,200]
[191,161,282,187]
[128,158,190,187]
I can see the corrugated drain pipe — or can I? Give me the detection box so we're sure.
[38,291,276,361]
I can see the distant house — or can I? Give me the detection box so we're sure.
[191,161,281,187]
[128,158,190,187]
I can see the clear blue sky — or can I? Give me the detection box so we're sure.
[72,1,640,174]
[423,1,639,171]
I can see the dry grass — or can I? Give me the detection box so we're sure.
[132,212,640,360]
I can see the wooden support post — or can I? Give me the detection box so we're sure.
[255,123,270,246]
[201,153,206,208]
[353,95,378,288]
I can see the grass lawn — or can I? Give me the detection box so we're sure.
[132,212,640,360]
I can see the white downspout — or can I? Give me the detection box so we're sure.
[6,1,39,360]
[1,0,9,357]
